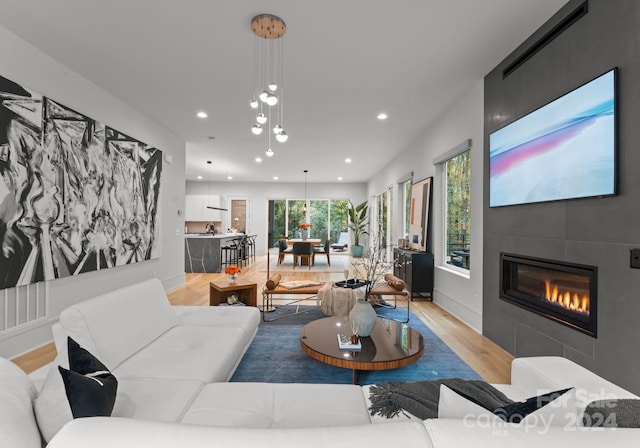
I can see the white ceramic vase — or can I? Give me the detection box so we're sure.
[348,299,377,337]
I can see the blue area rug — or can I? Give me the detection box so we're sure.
[231,305,481,384]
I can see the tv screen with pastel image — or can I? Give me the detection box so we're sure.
[489,69,616,207]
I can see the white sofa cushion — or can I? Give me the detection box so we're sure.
[173,305,260,336]
[423,418,637,448]
[36,361,203,442]
[113,377,203,422]
[48,417,433,448]
[113,326,247,382]
[181,382,371,428]
[58,279,178,370]
[511,356,639,425]
[34,342,73,442]
[0,358,41,448]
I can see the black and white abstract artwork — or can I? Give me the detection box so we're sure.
[0,74,162,290]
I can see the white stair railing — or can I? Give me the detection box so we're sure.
[0,282,48,334]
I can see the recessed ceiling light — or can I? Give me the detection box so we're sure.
[377,112,388,120]
[197,175,203,180]
[197,111,208,119]
[345,158,352,163]
[227,175,233,180]
[255,157,262,163]
[337,177,343,181]
[273,176,279,180]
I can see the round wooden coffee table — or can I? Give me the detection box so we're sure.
[300,316,424,384]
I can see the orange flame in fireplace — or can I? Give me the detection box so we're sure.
[544,280,589,314]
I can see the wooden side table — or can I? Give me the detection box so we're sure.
[209,279,257,307]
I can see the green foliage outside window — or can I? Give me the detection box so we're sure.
[404,180,412,236]
[445,150,471,270]
[310,200,328,239]
[329,200,349,243]
[270,198,349,244]
[287,200,306,239]
[272,200,286,244]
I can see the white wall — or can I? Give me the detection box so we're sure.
[0,26,186,359]
[367,80,484,331]
[186,180,367,253]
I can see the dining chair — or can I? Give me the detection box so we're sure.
[313,239,331,266]
[292,242,314,269]
[277,238,293,265]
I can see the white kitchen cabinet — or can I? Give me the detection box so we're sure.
[202,195,222,221]
[185,194,224,222]
[185,195,203,221]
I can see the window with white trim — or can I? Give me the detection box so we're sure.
[444,150,471,270]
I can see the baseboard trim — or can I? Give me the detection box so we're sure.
[162,273,186,291]
[433,289,482,333]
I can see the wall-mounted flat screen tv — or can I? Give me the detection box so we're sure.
[489,68,617,207]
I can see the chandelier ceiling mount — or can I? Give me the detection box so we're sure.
[249,14,288,157]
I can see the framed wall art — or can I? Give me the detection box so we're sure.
[408,177,432,252]
[0,73,163,290]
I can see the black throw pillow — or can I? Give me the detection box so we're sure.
[58,338,118,419]
[450,385,571,423]
[493,388,572,423]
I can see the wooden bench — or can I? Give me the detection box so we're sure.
[368,274,411,323]
[261,274,325,322]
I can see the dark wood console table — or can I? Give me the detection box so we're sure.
[393,248,434,300]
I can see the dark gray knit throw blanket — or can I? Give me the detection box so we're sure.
[368,378,513,420]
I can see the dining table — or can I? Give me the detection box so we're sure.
[286,238,322,246]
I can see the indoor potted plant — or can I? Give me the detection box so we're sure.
[346,200,368,257]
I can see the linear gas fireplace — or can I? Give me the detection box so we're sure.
[500,253,597,337]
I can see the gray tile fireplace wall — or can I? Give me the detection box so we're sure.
[483,0,640,394]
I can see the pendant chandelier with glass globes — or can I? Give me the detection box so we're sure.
[249,14,288,158]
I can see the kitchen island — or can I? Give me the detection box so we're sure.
[185,234,244,273]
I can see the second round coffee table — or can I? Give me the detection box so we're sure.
[300,316,424,384]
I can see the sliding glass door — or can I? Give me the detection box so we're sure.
[268,198,349,245]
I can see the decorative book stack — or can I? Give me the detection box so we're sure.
[337,334,361,350]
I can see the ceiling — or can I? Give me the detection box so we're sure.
[0,0,568,183]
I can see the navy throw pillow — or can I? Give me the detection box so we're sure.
[493,388,572,423]
[449,385,572,423]
[58,338,118,419]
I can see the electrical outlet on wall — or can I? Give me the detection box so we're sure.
[631,249,640,269]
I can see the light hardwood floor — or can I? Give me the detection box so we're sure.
[11,253,513,383]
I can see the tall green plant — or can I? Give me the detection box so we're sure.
[347,200,369,246]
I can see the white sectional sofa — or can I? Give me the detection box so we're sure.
[1,279,638,447]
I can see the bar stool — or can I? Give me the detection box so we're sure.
[245,235,257,264]
[220,237,244,268]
